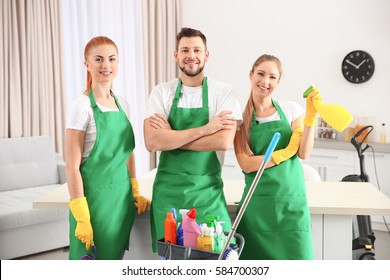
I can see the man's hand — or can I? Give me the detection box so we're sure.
[202,110,236,135]
[148,113,172,129]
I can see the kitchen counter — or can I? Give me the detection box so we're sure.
[314,139,390,153]
[33,179,390,260]
[34,179,390,217]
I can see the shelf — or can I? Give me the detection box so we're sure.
[314,139,390,153]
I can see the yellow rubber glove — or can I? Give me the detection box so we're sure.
[271,127,303,165]
[131,178,151,214]
[68,197,93,250]
[304,88,322,128]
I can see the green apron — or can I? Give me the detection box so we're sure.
[69,90,136,260]
[236,100,313,260]
[150,78,232,252]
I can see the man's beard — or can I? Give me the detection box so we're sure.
[179,65,205,77]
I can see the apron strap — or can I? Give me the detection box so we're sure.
[201,78,208,108]
[110,90,124,113]
[252,99,290,128]
[88,89,123,113]
[88,89,98,109]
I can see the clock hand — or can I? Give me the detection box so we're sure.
[346,59,359,69]
[356,59,367,69]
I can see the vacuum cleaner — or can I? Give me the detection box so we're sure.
[341,125,376,260]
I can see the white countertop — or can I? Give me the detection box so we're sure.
[314,139,390,153]
[33,179,390,216]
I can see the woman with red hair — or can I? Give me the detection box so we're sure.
[65,36,150,259]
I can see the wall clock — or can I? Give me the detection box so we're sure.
[341,50,375,84]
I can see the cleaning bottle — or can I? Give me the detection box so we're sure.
[177,209,189,246]
[303,85,353,132]
[197,223,214,252]
[213,221,227,253]
[182,208,201,249]
[164,212,177,244]
[196,223,208,251]
[380,123,387,144]
[204,226,215,252]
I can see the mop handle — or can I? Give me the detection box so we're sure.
[218,132,281,260]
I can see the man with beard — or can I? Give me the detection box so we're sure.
[144,27,243,252]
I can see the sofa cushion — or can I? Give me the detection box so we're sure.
[0,184,68,231]
[0,136,59,191]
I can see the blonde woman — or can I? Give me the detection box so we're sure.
[234,54,320,259]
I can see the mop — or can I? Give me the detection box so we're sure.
[218,132,281,260]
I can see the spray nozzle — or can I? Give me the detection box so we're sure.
[303,84,317,98]
[202,214,220,228]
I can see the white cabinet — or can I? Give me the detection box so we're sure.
[304,143,390,231]
[362,152,390,197]
[302,148,356,182]
[360,151,390,228]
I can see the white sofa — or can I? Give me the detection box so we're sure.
[0,136,69,259]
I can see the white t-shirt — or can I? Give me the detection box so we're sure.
[66,94,131,162]
[146,77,243,164]
[255,101,304,125]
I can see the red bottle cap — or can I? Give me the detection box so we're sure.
[187,208,196,219]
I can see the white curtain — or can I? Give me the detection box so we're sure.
[142,0,181,168]
[61,0,149,176]
[0,0,65,153]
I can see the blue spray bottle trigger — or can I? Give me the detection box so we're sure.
[263,132,281,162]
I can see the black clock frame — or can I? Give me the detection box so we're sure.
[341,50,375,84]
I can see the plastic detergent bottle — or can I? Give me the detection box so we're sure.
[196,223,214,251]
[164,212,177,244]
[196,223,207,250]
[204,226,215,252]
[177,209,189,246]
[182,208,201,249]
[213,221,227,253]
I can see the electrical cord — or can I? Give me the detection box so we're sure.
[368,146,390,235]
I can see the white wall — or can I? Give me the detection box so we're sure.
[181,0,390,142]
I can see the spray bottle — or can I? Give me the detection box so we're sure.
[182,208,201,249]
[213,221,227,253]
[303,85,353,132]
[202,214,219,229]
[177,209,189,246]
